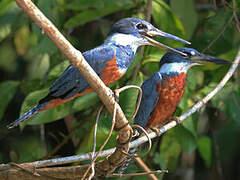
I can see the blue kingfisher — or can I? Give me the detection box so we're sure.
[7,18,190,128]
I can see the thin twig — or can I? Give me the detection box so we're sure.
[212,0,217,10]
[117,85,142,121]
[81,103,117,180]
[40,125,47,157]
[132,0,152,79]
[233,0,240,33]
[202,15,234,53]
[88,106,104,180]
[106,169,168,178]
[9,163,40,177]
[44,116,89,159]
[134,157,158,180]
[131,125,152,158]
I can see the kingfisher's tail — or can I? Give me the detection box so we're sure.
[118,147,138,174]
[7,102,48,129]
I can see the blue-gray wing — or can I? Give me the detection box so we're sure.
[134,72,162,128]
[43,45,116,101]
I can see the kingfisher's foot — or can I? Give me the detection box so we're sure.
[132,129,140,138]
[169,116,181,124]
[149,127,162,136]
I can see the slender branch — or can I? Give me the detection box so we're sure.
[132,0,152,79]
[134,157,159,180]
[87,106,103,180]
[40,125,47,157]
[82,103,117,179]
[116,85,142,121]
[202,14,234,53]
[146,0,153,22]
[44,116,89,158]
[106,170,168,178]
[131,124,152,157]
[233,0,240,33]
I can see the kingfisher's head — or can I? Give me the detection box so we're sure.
[106,18,190,55]
[159,47,232,74]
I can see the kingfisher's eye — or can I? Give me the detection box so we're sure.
[190,51,196,55]
[136,23,148,30]
[183,51,196,57]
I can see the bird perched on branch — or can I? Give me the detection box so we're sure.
[8,18,190,128]
[118,47,232,173]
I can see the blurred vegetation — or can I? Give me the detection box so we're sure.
[0,0,239,179]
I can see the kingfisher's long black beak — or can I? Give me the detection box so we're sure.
[141,29,191,57]
[190,54,232,65]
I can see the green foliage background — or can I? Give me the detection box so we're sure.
[0,0,239,179]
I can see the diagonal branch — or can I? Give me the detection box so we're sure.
[10,0,132,178]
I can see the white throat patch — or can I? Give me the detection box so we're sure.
[106,33,144,53]
[160,62,196,74]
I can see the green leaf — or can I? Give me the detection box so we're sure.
[170,0,197,39]
[124,54,143,79]
[119,77,143,120]
[0,81,19,119]
[0,23,11,42]
[197,136,212,168]
[214,90,240,125]
[211,82,240,125]
[73,93,99,111]
[20,79,44,95]
[0,42,17,72]
[182,115,198,138]
[14,25,30,55]
[191,11,234,54]
[173,125,196,153]
[187,68,204,91]
[76,110,117,154]
[48,60,70,78]
[9,134,44,162]
[26,54,50,80]
[0,0,16,17]
[142,46,166,75]
[159,130,181,172]
[65,0,105,11]
[152,0,185,46]
[153,154,166,179]
[34,36,58,55]
[0,4,22,42]
[215,121,239,161]
[64,0,136,28]
[195,82,218,100]
[46,60,70,87]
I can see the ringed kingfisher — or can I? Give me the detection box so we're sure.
[119,47,232,173]
[7,18,190,128]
